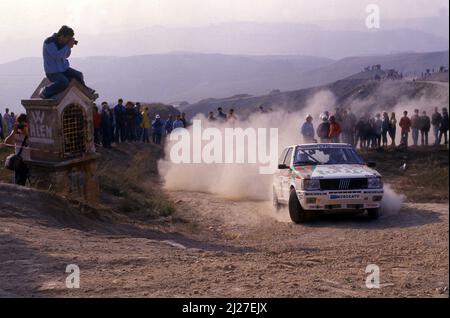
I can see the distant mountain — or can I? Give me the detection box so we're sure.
[316,15,450,39]
[0,51,448,113]
[182,78,449,119]
[293,51,450,88]
[0,53,334,111]
[0,20,448,64]
[73,22,450,59]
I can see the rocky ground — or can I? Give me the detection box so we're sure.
[0,182,448,298]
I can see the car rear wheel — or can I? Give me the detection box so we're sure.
[288,188,306,224]
[367,208,380,220]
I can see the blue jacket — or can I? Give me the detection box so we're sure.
[114,104,126,125]
[165,120,174,133]
[43,34,71,74]
[173,120,184,130]
[135,109,143,126]
[374,119,383,134]
[152,119,164,134]
[301,122,315,138]
[101,111,112,132]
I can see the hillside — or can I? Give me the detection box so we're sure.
[0,51,448,113]
[0,53,333,111]
[0,144,448,297]
[183,78,449,118]
[420,72,450,83]
[297,51,449,88]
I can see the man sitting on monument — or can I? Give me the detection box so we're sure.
[39,25,97,99]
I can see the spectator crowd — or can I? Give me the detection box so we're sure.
[301,106,449,149]
[0,108,17,141]
[1,103,449,151]
[91,99,187,149]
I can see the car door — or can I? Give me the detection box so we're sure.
[275,148,288,199]
[280,147,294,202]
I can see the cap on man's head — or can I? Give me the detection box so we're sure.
[156,114,161,119]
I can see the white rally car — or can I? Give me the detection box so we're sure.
[273,143,384,223]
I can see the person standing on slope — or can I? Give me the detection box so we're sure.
[301,115,315,144]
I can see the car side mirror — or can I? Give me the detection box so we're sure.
[367,161,377,168]
[278,164,289,170]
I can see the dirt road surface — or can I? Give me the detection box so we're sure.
[0,183,448,298]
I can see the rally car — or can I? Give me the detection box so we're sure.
[273,143,384,223]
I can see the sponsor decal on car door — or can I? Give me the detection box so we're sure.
[281,147,293,201]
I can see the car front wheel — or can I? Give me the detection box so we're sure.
[288,188,306,224]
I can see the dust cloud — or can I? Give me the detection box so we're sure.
[158,90,335,201]
[159,81,446,205]
[381,184,405,215]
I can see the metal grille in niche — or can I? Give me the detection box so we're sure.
[62,104,86,157]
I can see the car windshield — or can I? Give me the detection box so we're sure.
[293,146,365,165]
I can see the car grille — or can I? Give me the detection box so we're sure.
[320,178,368,190]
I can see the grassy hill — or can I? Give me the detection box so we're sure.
[0,143,175,221]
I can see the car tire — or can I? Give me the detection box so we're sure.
[272,187,281,211]
[367,208,380,220]
[288,188,306,224]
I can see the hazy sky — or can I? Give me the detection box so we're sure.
[1,0,448,36]
[0,0,448,63]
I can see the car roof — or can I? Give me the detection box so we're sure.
[286,143,354,150]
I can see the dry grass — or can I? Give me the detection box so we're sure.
[0,142,175,220]
[96,143,175,220]
[0,146,13,182]
[1,143,447,210]
[359,146,449,203]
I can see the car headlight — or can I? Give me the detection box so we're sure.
[303,179,321,191]
[368,177,383,189]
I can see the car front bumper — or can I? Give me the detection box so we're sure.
[297,189,384,211]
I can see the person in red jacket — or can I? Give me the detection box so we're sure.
[93,104,102,144]
[399,110,411,147]
[328,116,342,143]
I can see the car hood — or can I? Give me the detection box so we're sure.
[293,164,381,179]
